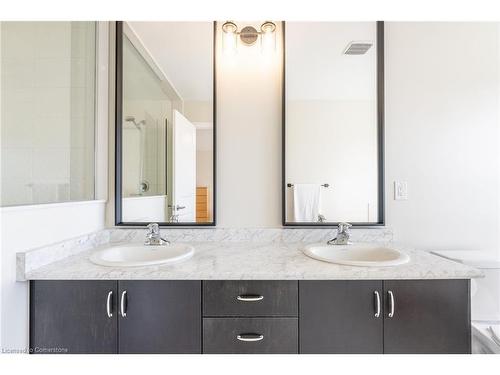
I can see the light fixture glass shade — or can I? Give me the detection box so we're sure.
[260,21,276,53]
[222,21,238,55]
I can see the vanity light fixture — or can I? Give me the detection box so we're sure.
[222,21,277,54]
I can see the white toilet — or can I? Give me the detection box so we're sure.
[432,250,500,354]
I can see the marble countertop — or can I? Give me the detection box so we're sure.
[22,241,483,280]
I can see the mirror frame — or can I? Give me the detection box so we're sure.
[114,21,217,226]
[282,21,385,227]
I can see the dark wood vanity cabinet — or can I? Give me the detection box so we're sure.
[30,279,470,354]
[30,280,201,354]
[299,279,471,354]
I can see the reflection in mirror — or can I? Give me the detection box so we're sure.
[1,21,96,207]
[118,22,214,225]
[284,22,383,225]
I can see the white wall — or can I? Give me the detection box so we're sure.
[216,21,283,227]
[0,200,106,349]
[385,22,499,252]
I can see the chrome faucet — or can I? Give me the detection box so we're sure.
[144,223,170,246]
[327,222,352,245]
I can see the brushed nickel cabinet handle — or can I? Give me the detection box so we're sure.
[237,334,264,342]
[374,291,381,318]
[106,291,113,318]
[388,290,395,318]
[236,295,264,302]
[120,290,127,317]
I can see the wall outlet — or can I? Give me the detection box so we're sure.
[394,181,408,200]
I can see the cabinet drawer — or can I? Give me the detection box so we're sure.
[203,318,298,354]
[203,281,298,316]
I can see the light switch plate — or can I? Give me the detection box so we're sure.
[394,181,408,200]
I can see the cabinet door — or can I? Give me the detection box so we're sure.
[299,281,383,353]
[30,280,118,354]
[118,280,201,353]
[383,280,471,354]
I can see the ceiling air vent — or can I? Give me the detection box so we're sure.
[343,41,373,55]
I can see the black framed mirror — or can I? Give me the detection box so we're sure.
[115,21,216,226]
[283,21,384,226]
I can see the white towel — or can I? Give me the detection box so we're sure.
[293,184,321,222]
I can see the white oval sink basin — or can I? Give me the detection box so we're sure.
[89,243,194,267]
[303,243,409,267]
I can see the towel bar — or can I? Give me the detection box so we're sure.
[287,183,330,188]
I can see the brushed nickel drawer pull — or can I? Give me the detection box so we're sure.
[106,291,113,318]
[237,334,264,342]
[236,295,264,302]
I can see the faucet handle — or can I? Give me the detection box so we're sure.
[337,222,352,233]
[146,223,160,234]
